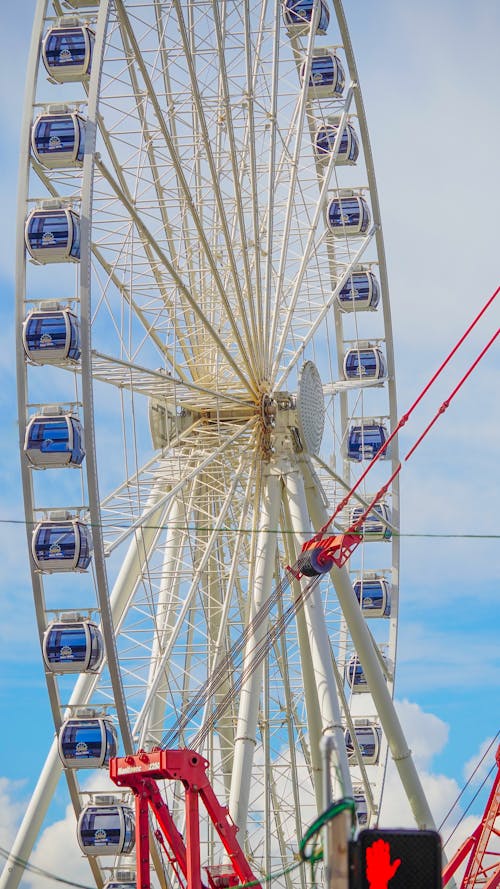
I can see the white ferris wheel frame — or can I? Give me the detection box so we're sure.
[8,2,435,888]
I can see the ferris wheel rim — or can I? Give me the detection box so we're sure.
[9,2,412,887]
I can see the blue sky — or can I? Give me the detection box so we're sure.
[1,1,499,884]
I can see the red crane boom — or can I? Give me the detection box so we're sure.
[442,745,500,888]
[110,748,262,889]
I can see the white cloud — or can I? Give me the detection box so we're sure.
[26,806,94,889]
[463,735,499,785]
[378,701,499,886]
[0,778,28,851]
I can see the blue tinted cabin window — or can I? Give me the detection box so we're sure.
[45,625,88,665]
[70,418,84,460]
[70,217,80,258]
[350,504,392,540]
[26,210,80,262]
[68,315,80,356]
[314,125,359,163]
[88,624,103,669]
[29,418,71,452]
[35,524,77,561]
[306,54,345,95]
[25,415,85,467]
[60,719,112,765]
[32,114,85,165]
[33,521,92,570]
[43,27,93,78]
[27,212,70,252]
[345,726,380,763]
[283,0,329,32]
[79,809,123,850]
[347,656,367,690]
[123,809,135,852]
[327,197,371,235]
[338,272,380,310]
[43,621,104,671]
[354,793,368,825]
[78,806,135,854]
[347,424,389,461]
[344,348,385,380]
[354,578,391,617]
[105,723,118,757]
[23,310,81,362]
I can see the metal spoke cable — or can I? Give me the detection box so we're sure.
[192,574,323,751]
[160,563,320,747]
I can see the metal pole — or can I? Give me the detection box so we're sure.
[321,736,350,889]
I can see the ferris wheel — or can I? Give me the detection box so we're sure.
[8,1,434,887]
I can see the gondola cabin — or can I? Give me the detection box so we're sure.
[23,305,81,364]
[345,723,382,765]
[353,574,391,618]
[327,194,371,237]
[300,49,345,98]
[32,515,92,571]
[24,409,85,468]
[350,502,392,541]
[343,345,386,381]
[337,270,380,312]
[41,20,95,82]
[77,797,135,856]
[354,789,369,826]
[32,109,86,168]
[58,715,118,768]
[314,122,359,165]
[346,654,368,692]
[43,616,104,672]
[347,421,390,462]
[282,0,330,34]
[25,206,81,264]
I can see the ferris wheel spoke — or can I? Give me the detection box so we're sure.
[89,243,184,371]
[172,0,261,375]
[90,351,253,410]
[241,0,271,363]
[113,0,260,387]
[266,7,321,370]
[102,423,254,554]
[94,154,256,392]
[149,7,203,331]
[92,176,198,376]
[97,20,202,355]
[209,0,263,372]
[274,225,376,391]
[270,85,357,382]
[95,38,204,365]
[133,458,249,741]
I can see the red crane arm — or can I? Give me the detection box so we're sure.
[442,745,500,889]
[110,748,263,889]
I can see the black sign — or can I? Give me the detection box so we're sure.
[354,828,442,889]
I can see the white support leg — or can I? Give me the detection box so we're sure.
[283,466,352,798]
[229,468,281,834]
[301,457,437,830]
[141,492,187,747]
